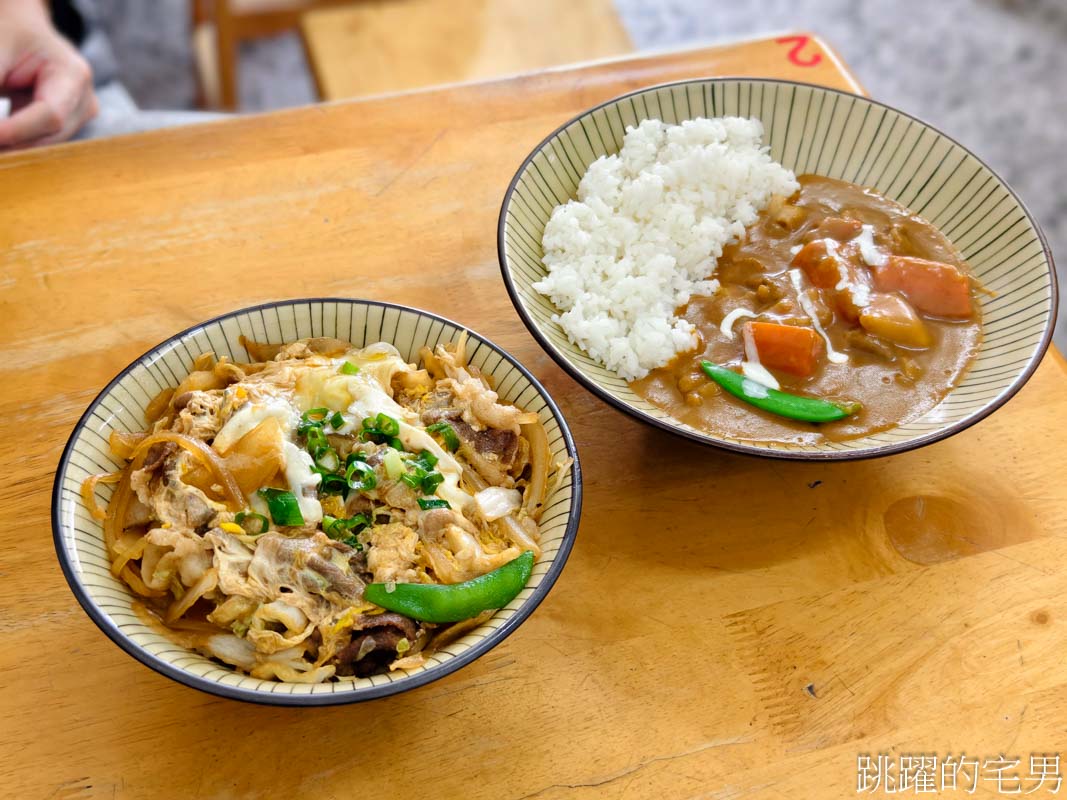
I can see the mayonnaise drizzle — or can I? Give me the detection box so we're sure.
[740,322,781,390]
[719,307,757,339]
[742,361,781,390]
[741,378,770,399]
[282,441,323,524]
[213,397,297,454]
[857,224,888,267]
[828,238,871,309]
[788,269,849,364]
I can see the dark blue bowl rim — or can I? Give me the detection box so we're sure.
[51,297,583,706]
[497,76,1059,462]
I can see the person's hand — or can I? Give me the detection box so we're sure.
[0,0,98,149]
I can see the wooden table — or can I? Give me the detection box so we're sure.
[2,36,1065,799]
[300,0,632,101]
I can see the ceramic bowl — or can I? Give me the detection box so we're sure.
[498,78,1058,459]
[52,299,581,705]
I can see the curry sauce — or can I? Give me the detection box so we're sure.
[630,175,982,444]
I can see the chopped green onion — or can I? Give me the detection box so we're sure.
[314,447,340,472]
[359,420,383,444]
[373,413,400,437]
[297,419,321,436]
[323,513,369,535]
[415,450,438,469]
[426,422,460,452]
[329,411,345,430]
[235,510,269,534]
[322,513,369,548]
[359,413,405,447]
[257,488,305,526]
[395,450,443,494]
[399,457,427,487]
[302,408,330,424]
[319,474,349,496]
[421,471,444,494]
[340,361,360,375]
[417,497,451,510]
[345,459,377,492]
[305,426,329,454]
[404,460,428,478]
[345,452,367,467]
[383,449,405,480]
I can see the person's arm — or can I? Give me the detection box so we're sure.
[0,0,97,149]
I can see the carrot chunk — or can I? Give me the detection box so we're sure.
[792,238,870,324]
[871,256,973,319]
[791,240,840,288]
[745,321,822,377]
[859,294,931,349]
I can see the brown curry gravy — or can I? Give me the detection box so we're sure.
[630,175,982,445]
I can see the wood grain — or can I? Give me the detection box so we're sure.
[1,38,1062,799]
[301,0,632,101]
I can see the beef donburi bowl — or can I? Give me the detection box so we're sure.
[52,299,581,705]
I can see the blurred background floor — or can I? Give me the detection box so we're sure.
[93,0,1066,346]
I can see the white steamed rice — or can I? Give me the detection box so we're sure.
[534,116,798,380]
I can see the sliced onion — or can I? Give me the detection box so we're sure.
[165,567,218,623]
[144,389,174,425]
[109,530,147,577]
[108,430,146,459]
[418,346,446,380]
[130,431,245,510]
[81,470,123,521]
[474,487,521,521]
[496,514,541,558]
[520,420,550,520]
[461,465,489,493]
[102,465,135,552]
[120,563,166,598]
[192,352,216,371]
[204,633,258,670]
[239,335,283,363]
[257,600,308,633]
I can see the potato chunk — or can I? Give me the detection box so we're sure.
[859,294,931,349]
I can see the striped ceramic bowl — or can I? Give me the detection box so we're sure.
[498,79,1058,459]
[52,299,581,705]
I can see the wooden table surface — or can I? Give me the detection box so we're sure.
[2,36,1065,799]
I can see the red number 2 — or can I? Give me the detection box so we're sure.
[776,35,822,68]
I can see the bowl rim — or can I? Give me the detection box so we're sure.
[51,297,583,706]
[497,76,1059,462]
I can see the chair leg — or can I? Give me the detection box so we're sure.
[215,0,239,110]
[191,0,211,27]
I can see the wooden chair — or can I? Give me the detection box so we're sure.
[191,0,353,109]
[299,0,632,102]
